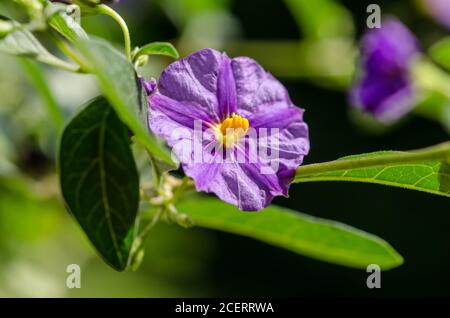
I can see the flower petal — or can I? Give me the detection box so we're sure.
[217,54,238,119]
[157,48,224,122]
[187,161,285,211]
[248,105,303,129]
[374,85,416,122]
[362,18,418,76]
[424,0,450,30]
[260,121,310,173]
[231,57,290,117]
[182,129,309,211]
[351,17,420,123]
[150,94,213,130]
[352,73,415,122]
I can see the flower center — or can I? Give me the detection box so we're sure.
[216,113,249,147]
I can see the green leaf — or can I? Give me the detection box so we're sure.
[430,37,450,71]
[295,151,450,197]
[74,38,176,168]
[46,4,89,42]
[0,21,49,57]
[177,196,403,269]
[133,42,179,61]
[20,59,64,132]
[0,20,79,71]
[60,97,139,271]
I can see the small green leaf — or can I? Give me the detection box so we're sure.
[295,151,450,197]
[47,4,88,42]
[75,38,176,168]
[60,97,139,271]
[178,196,403,269]
[430,37,450,71]
[133,42,179,61]
[0,20,79,71]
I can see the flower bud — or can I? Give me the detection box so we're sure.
[135,54,149,68]
[14,0,44,19]
[175,213,194,228]
[0,20,14,39]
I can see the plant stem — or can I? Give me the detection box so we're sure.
[295,141,450,179]
[136,207,165,243]
[50,32,90,73]
[37,54,81,73]
[97,4,131,61]
[413,58,450,99]
[20,59,64,132]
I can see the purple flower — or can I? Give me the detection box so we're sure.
[423,0,450,30]
[148,48,309,211]
[141,77,157,96]
[351,18,420,123]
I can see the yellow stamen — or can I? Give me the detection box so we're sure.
[216,113,249,147]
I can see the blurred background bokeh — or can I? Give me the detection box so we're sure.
[0,0,449,297]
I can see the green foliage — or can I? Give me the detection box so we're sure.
[0,19,14,38]
[47,5,88,42]
[75,38,176,167]
[157,0,232,27]
[0,177,60,244]
[0,21,43,56]
[0,20,76,70]
[178,196,403,269]
[60,97,139,271]
[295,150,450,197]
[20,59,64,132]
[284,0,354,39]
[430,37,450,71]
[13,0,43,20]
[133,42,180,61]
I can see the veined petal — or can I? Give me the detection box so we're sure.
[217,54,238,119]
[248,105,303,129]
[231,58,290,117]
[150,94,214,130]
[257,121,310,172]
[188,161,285,211]
[157,48,224,121]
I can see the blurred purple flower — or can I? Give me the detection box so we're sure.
[351,18,420,123]
[424,0,450,29]
[148,48,309,211]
